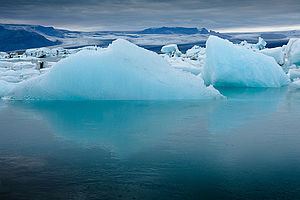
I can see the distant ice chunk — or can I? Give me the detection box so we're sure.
[284,38,300,66]
[288,69,300,80]
[10,62,36,70]
[25,47,51,58]
[164,56,202,75]
[0,61,40,85]
[290,79,300,88]
[0,52,9,59]
[257,37,267,50]
[24,46,85,58]
[261,38,300,70]
[203,36,288,87]
[185,45,206,60]
[186,45,201,57]
[161,44,182,57]
[239,37,267,51]
[162,45,206,75]
[7,39,222,100]
[261,47,285,66]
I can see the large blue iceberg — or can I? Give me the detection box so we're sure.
[202,36,288,87]
[6,39,222,100]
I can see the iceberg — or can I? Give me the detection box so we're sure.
[285,38,300,66]
[288,69,300,80]
[257,37,267,50]
[260,38,300,70]
[239,37,267,51]
[261,47,285,66]
[184,45,206,62]
[290,79,300,89]
[185,45,205,59]
[0,61,42,97]
[161,44,182,57]
[202,36,288,87]
[164,57,202,75]
[162,45,206,75]
[0,52,9,59]
[6,39,222,100]
[1,62,39,81]
[25,47,51,58]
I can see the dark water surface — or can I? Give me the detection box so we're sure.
[1,88,300,200]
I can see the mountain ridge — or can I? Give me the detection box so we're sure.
[136,26,215,34]
[0,25,61,51]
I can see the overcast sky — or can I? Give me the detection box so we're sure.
[0,0,299,32]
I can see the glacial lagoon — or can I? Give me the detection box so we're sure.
[1,87,300,199]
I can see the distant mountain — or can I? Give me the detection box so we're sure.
[2,23,292,52]
[134,27,231,38]
[199,28,209,34]
[0,26,61,51]
[136,27,201,34]
[0,24,75,38]
[27,25,66,38]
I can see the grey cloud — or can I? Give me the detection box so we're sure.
[0,0,299,31]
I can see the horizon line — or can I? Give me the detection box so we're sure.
[1,21,300,33]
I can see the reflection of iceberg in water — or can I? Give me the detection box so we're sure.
[8,88,288,156]
[206,87,288,133]
[0,101,7,111]
[10,101,213,157]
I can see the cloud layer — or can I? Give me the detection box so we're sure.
[0,0,299,31]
